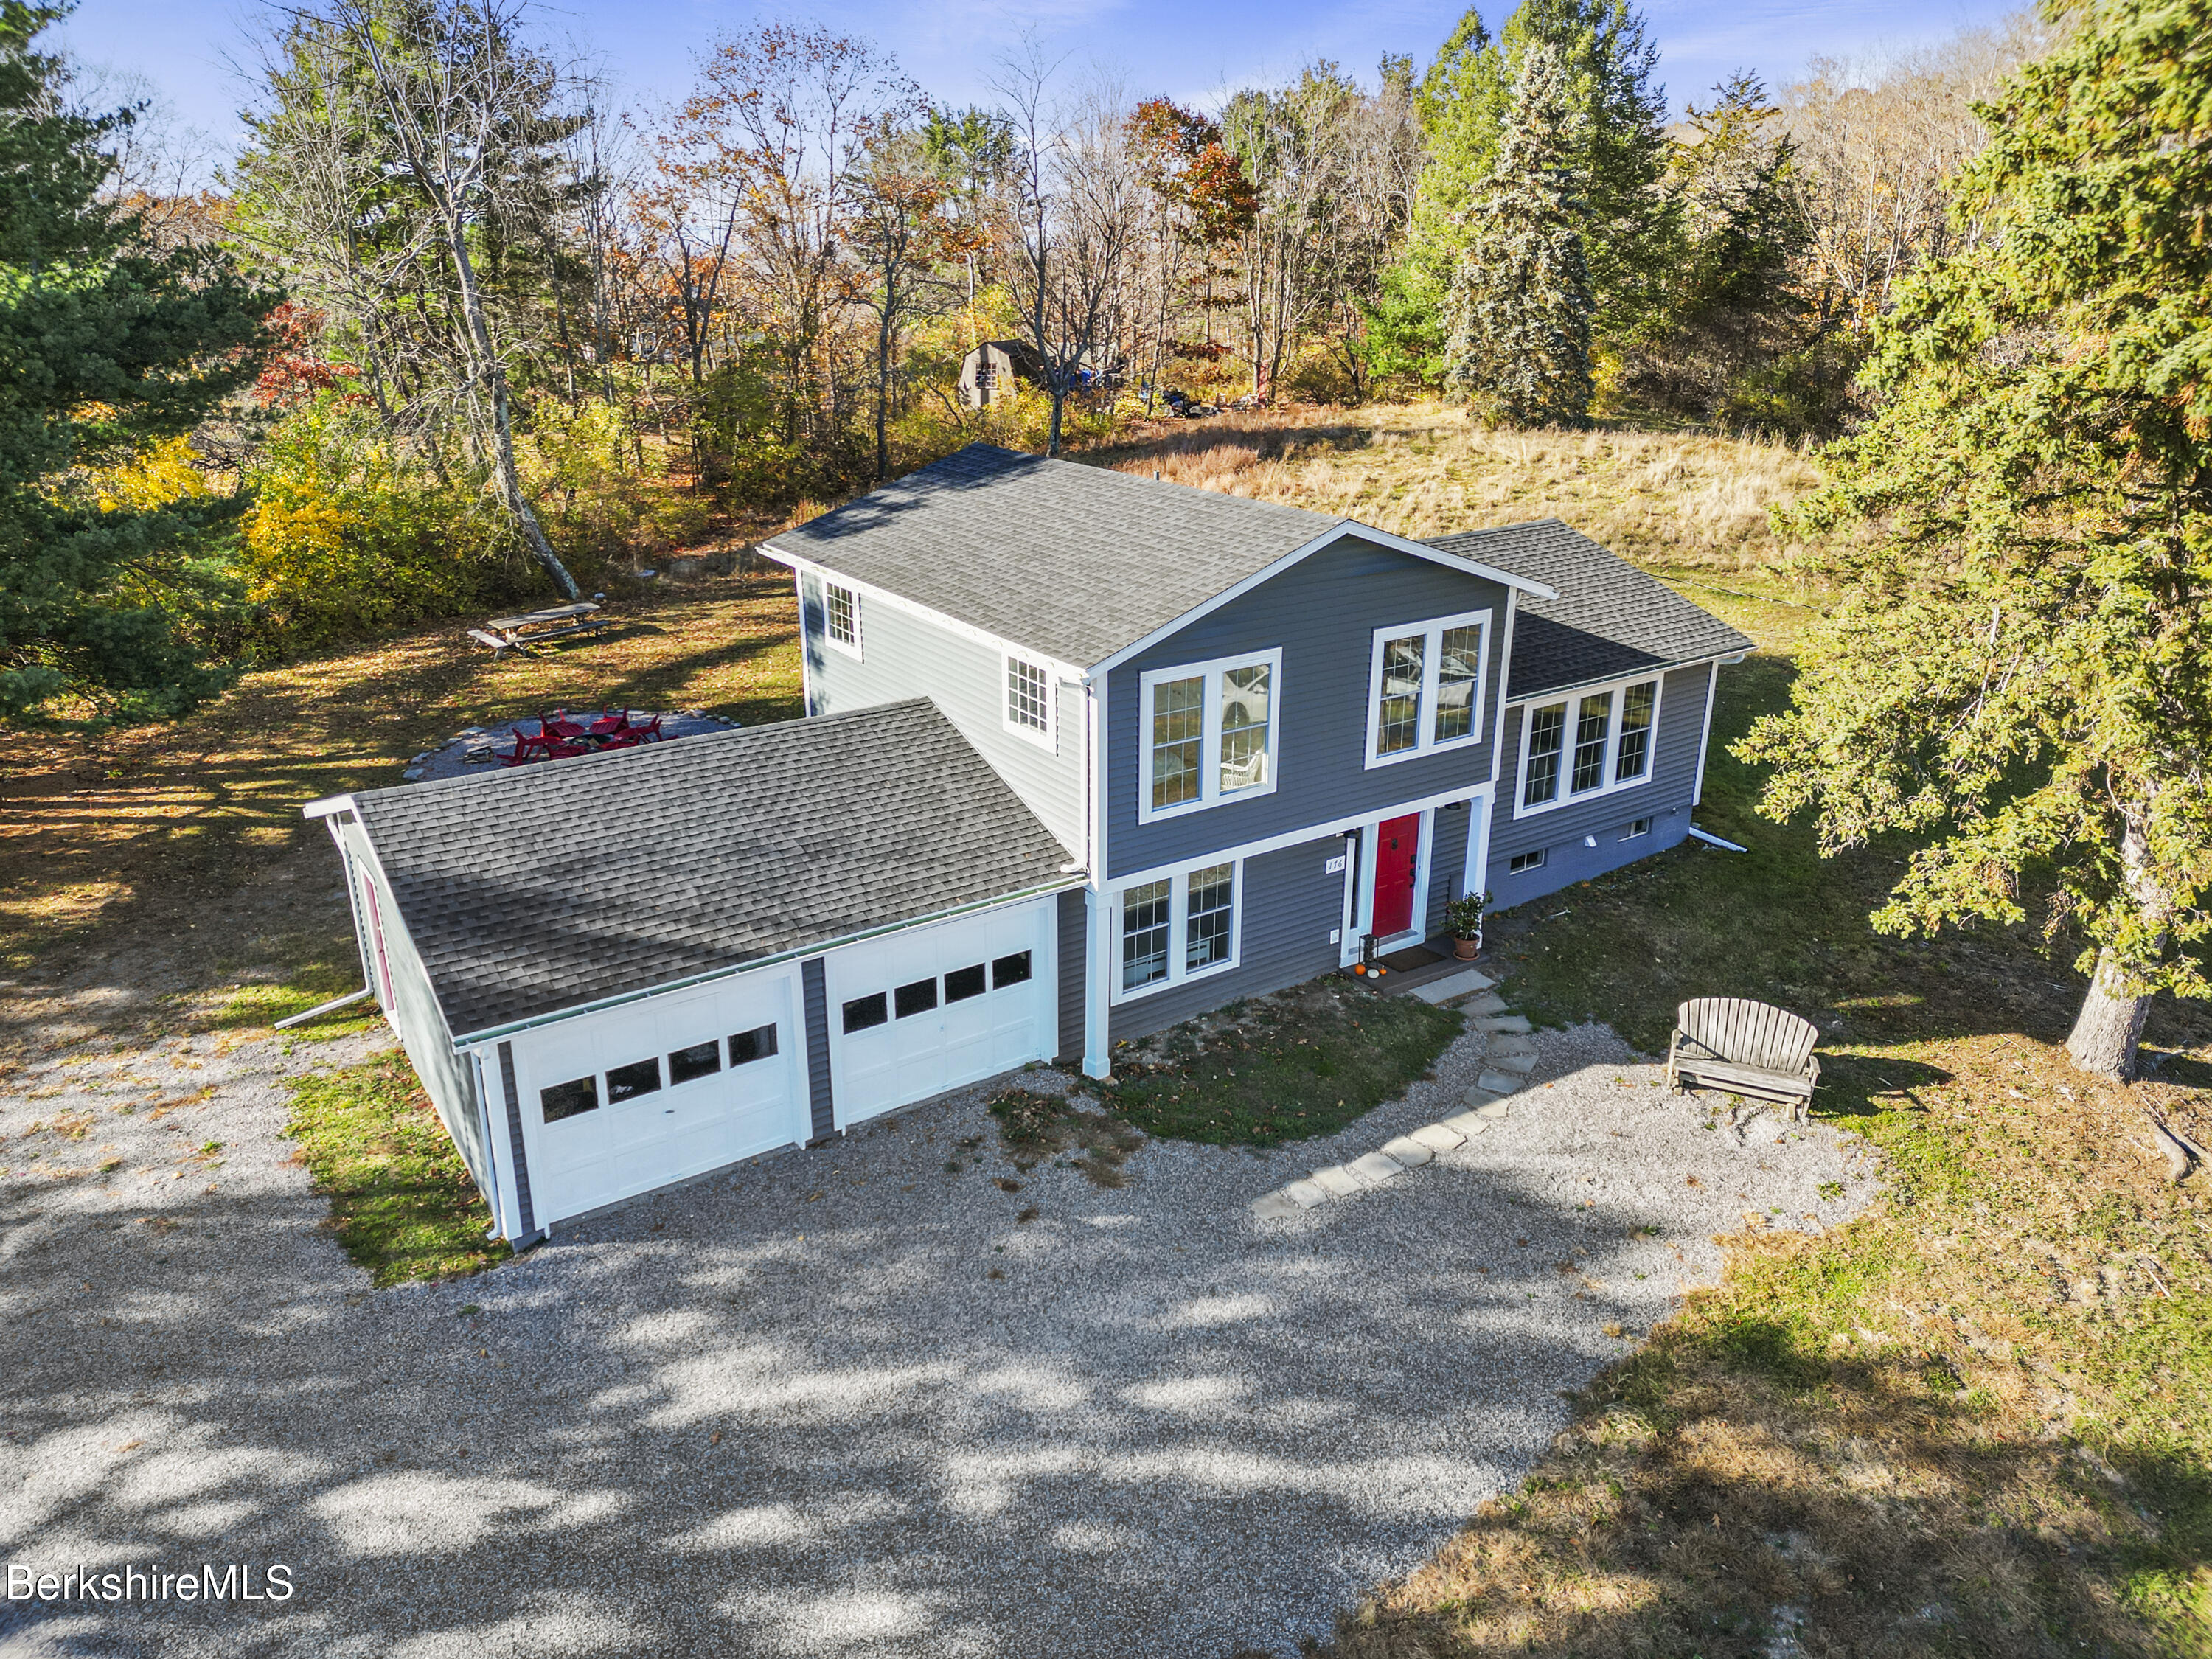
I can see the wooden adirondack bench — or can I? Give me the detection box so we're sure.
[1667,998,1820,1119]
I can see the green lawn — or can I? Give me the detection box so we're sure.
[1323,577,2212,1659]
[1099,975,1464,1147]
[282,1050,507,1287]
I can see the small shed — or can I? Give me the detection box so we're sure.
[958,338,1049,409]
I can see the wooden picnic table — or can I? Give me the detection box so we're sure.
[470,601,612,657]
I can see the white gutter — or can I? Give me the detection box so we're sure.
[450,873,1091,1047]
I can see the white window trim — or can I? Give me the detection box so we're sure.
[1512,672,1664,818]
[1508,849,1548,874]
[1110,859,1243,1004]
[1363,608,1492,770]
[1001,652,1056,750]
[1136,647,1284,824]
[822,580,863,661]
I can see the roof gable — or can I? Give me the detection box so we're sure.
[765,443,1548,672]
[1424,519,1754,697]
[348,701,1070,1037]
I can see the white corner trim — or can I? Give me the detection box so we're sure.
[1088,521,1553,678]
[1511,671,1666,821]
[762,543,1088,684]
[1693,660,1719,805]
[1361,608,1492,770]
[1489,588,1518,790]
[1001,650,1057,751]
[1134,647,1284,825]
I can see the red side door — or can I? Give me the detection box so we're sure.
[1369,812,1422,939]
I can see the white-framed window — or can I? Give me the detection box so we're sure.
[1365,609,1491,768]
[1623,816,1652,839]
[1004,653,1054,748]
[1115,860,1242,1000]
[1138,649,1282,822]
[823,581,862,657]
[1508,849,1548,874]
[1514,674,1661,815]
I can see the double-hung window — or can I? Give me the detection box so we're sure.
[1517,675,1660,814]
[1117,861,1241,998]
[1004,654,1054,747]
[822,581,861,656]
[1366,610,1490,766]
[1138,650,1281,821]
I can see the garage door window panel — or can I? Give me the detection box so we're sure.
[1115,861,1241,1001]
[541,1077,599,1123]
[895,978,939,1018]
[945,963,987,1002]
[992,950,1032,989]
[843,993,888,1033]
[730,1023,779,1064]
[605,1058,662,1102]
[667,1040,722,1085]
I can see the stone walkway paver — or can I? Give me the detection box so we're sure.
[1251,968,1538,1220]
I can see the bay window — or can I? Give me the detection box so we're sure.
[1117,861,1241,998]
[1366,610,1490,766]
[1138,650,1281,821]
[1517,675,1662,814]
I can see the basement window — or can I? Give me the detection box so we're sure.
[1623,817,1653,839]
[1508,849,1548,874]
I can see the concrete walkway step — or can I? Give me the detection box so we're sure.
[1470,1013,1533,1034]
[1489,1051,1538,1076]
[1349,1151,1406,1186]
[1410,1122,1467,1152]
[1475,1070,1526,1096]
[1405,966,1497,1004]
[1459,992,1509,1018]
[1486,1032,1537,1057]
[1441,1110,1494,1137]
[1311,1165,1362,1197]
[1475,1099,1511,1119]
[1250,1190,1304,1219]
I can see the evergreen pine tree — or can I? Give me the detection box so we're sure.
[1443,45,1593,423]
[1738,0,2212,1078]
[1372,0,1667,383]
[0,1,274,727]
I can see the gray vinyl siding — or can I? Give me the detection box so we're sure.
[1055,888,1086,1064]
[495,1042,535,1236]
[1106,537,1511,880]
[1425,799,1475,937]
[802,956,835,1141]
[332,818,492,1203]
[801,573,1085,855]
[1484,661,1714,908]
[1108,835,1346,1044]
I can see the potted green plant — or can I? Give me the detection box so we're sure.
[1444,891,1487,959]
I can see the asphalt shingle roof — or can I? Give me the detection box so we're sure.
[1425,519,1755,698]
[770,443,1344,669]
[351,700,1073,1037]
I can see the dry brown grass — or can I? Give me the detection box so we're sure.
[1084,404,1831,571]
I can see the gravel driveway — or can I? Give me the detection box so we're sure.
[0,1017,1877,1658]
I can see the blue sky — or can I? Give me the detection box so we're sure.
[58,0,2024,165]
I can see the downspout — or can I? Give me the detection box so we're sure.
[1082,673,1112,1079]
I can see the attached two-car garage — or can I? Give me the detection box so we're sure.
[500,894,1060,1226]
[315,700,1079,1242]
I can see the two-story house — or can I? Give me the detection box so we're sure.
[302,444,1749,1242]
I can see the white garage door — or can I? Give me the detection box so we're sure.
[824,900,1057,1129]
[514,967,807,1226]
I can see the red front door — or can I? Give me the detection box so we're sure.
[1370,813,1422,939]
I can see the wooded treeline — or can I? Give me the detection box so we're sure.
[4,0,2045,720]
